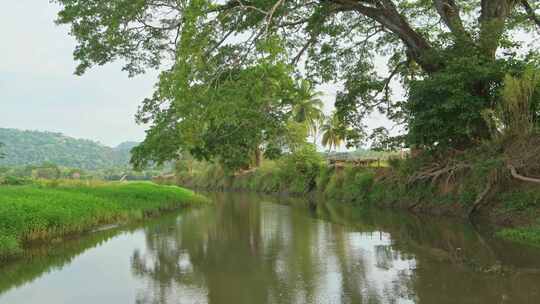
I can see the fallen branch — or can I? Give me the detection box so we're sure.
[508,165,540,184]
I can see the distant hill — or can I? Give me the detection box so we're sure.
[0,128,138,170]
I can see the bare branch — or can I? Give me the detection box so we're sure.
[509,164,540,184]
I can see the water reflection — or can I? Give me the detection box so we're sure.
[128,194,417,304]
[1,192,540,304]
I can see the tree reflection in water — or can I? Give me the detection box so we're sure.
[130,193,417,304]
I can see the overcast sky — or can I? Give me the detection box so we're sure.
[0,0,159,147]
[0,1,394,148]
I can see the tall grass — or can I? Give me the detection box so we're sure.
[483,68,539,140]
[0,181,207,260]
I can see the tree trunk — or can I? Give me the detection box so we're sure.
[254,147,262,168]
[478,0,517,59]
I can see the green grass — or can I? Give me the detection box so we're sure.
[497,226,540,247]
[0,181,208,260]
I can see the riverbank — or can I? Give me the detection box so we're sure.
[158,153,540,247]
[3,191,540,303]
[0,181,208,260]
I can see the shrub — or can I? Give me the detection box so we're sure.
[324,171,344,200]
[278,144,323,194]
[497,226,540,247]
[0,176,32,186]
[498,190,540,212]
[316,165,333,192]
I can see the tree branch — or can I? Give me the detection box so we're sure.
[433,0,473,45]
[520,0,540,31]
[332,0,439,73]
[292,34,317,65]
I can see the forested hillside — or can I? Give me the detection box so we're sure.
[0,128,136,170]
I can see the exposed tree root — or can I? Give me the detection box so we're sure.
[408,163,470,185]
[508,164,540,184]
[468,181,493,219]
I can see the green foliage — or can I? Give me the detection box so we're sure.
[0,182,207,260]
[278,145,323,193]
[0,176,33,186]
[0,128,136,170]
[500,68,539,136]
[315,165,333,193]
[177,145,323,194]
[250,161,282,193]
[407,57,503,148]
[498,190,540,213]
[324,171,345,201]
[322,166,375,203]
[321,113,345,152]
[291,80,324,139]
[54,0,540,156]
[132,60,307,171]
[483,67,540,140]
[497,227,540,247]
[348,169,375,202]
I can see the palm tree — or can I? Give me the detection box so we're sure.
[291,80,324,142]
[321,113,343,153]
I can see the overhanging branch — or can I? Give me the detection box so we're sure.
[332,0,439,73]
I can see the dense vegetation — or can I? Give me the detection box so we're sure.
[0,181,207,260]
[48,1,540,245]
[159,144,540,246]
[0,128,136,170]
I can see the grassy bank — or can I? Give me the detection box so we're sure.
[159,146,540,247]
[0,181,208,260]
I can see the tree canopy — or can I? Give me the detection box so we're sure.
[53,0,540,166]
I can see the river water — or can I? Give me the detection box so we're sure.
[1,192,539,304]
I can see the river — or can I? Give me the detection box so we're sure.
[1,192,539,303]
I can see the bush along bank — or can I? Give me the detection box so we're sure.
[160,144,540,247]
[0,181,208,260]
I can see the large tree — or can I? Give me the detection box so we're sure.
[54,0,540,161]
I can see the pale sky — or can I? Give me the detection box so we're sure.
[0,0,394,148]
[0,0,158,147]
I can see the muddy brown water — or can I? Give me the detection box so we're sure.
[1,192,539,304]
